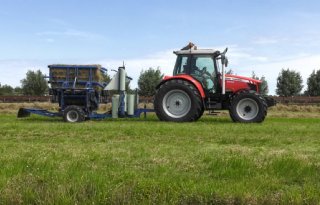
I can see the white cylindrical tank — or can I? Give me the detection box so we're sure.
[119,68,126,91]
[127,94,135,116]
[112,94,120,118]
[124,92,127,112]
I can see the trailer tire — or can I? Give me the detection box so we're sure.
[63,106,86,123]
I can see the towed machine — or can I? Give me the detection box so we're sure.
[18,64,153,122]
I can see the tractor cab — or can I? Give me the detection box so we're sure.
[173,44,229,98]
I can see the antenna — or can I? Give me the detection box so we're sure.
[119,61,126,70]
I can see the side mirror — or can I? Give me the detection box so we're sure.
[221,55,228,67]
[225,57,228,67]
[222,47,228,55]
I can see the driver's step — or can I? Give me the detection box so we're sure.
[206,101,222,110]
[207,110,220,116]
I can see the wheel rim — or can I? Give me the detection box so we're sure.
[66,110,79,122]
[162,89,191,118]
[236,98,259,121]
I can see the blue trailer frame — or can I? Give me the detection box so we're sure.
[18,107,154,119]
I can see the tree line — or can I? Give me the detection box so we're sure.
[0,70,49,96]
[276,68,320,97]
[1,67,320,97]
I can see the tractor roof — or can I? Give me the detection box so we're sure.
[174,42,220,56]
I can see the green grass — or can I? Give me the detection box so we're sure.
[0,113,320,204]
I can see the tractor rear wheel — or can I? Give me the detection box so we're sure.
[229,91,267,123]
[154,80,203,122]
[63,105,86,123]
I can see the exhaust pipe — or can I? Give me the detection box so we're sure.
[222,62,225,95]
[220,48,228,95]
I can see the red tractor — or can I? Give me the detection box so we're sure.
[154,43,276,123]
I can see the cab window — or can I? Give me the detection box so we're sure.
[173,55,189,75]
[191,55,216,91]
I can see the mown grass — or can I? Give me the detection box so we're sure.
[0,108,320,204]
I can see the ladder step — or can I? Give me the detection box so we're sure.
[206,111,220,116]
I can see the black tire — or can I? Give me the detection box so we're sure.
[228,110,236,122]
[229,91,267,123]
[154,79,203,122]
[63,105,86,123]
[195,106,205,121]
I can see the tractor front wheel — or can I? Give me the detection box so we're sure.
[154,80,203,122]
[229,91,267,123]
[63,105,86,123]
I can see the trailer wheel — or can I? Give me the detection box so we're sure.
[63,106,86,123]
[229,91,267,123]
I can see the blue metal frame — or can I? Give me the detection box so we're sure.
[48,65,107,89]
[20,108,62,118]
[133,109,155,117]
[87,108,155,120]
[19,108,154,120]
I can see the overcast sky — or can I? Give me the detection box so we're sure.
[1,0,320,94]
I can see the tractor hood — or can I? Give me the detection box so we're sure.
[225,74,261,84]
[224,74,261,93]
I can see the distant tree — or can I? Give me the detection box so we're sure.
[251,72,269,95]
[21,70,48,96]
[306,69,320,96]
[14,86,22,95]
[0,84,14,95]
[138,67,163,96]
[276,68,303,96]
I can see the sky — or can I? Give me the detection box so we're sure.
[1,0,320,94]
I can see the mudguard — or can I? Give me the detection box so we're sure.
[156,75,206,98]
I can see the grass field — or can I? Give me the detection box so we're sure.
[1,105,320,204]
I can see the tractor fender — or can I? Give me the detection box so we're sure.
[227,89,254,104]
[233,88,256,95]
[156,75,206,98]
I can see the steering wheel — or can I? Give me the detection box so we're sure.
[193,66,205,75]
[200,67,211,77]
[193,67,213,83]
[202,67,207,73]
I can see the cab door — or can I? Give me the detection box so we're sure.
[190,55,217,93]
[173,55,190,75]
